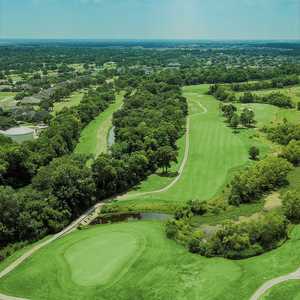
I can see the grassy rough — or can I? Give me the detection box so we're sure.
[1,222,300,300]
[261,280,300,300]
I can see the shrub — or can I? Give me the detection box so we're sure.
[280,140,300,165]
[229,157,293,205]
[282,191,300,223]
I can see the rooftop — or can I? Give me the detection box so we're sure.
[2,126,34,136]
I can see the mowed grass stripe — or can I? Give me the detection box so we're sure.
[124,84,249,203]
[74,92,124,157]
[169,94,248,201]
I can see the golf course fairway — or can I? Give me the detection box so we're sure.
[1,222,300,300]
[75,91,125,157]
[123,85,250,203]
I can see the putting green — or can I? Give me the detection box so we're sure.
[64,231,142,287]
[1,222,300,300]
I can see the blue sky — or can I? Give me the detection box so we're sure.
[0,0,299,39]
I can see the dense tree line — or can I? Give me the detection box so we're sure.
[0,155,94,253]
[0,85,115,254]
[280,140,300,166]
[230,75,300,91]
[91,81,187,199]
[264,121,300,145]
[0,85,115,188]
[240,92,293,108]
[210,85,294,108]
[187,212,288,259]
[166,200,288,259]
[0,80,187,258]
[229,157,292,205]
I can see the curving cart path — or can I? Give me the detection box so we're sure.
[0,94,207,300]
[250,268,300,300]
[117,94,207,200]
[0,203,105,300]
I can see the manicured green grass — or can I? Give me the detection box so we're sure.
[1,221,300,300]
[74,92,124,158]
[0,236,52,273]
[123,84,251,203]
[64,230,141,287]
[52,91,84,114]
[261,280,300,300]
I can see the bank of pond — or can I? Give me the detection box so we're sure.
[91,212,172,225]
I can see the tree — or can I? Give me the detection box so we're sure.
[281,140,300,165]
[240,92,255,103]
[249,146,260,160]
[221,104,237,120]
[240,108,255,128]
[229,157,292,205]
[156,146,178,173]
[282,191,300,223]
[0,186,19,247]
[230,113,240,129]
[297,102,300,111]
[33,156,96,218]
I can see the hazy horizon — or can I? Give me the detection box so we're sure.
[0,0,299,40]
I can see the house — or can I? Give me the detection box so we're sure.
[0,126,35,143]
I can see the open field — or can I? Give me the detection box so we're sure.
[52,91,84,114]
[122,85,259,204]
[74,92,124,157]
[1,221,300,300]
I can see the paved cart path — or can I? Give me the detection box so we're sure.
[0,95,206,300]
[250,268,300,300]
[117,94,207,200]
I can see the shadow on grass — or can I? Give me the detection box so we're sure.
[128,171,179,192]
[156,171,179,178]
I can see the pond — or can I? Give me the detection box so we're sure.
[91,212,172,225]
